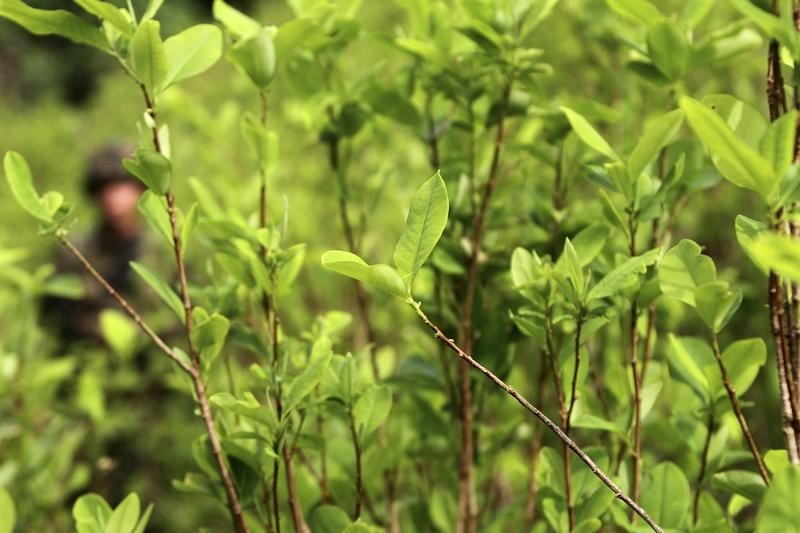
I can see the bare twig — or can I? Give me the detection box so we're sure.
[457,82,513,533]
[412,303,664,533]
[565,315,583,530]
[692,413,714,524]
[710,336,770,484]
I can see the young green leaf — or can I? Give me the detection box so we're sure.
[3,151,53,223]
[105,493,140,533]
[141,0,164,21]
[646,21,689,82]
[321,251,407,298]
[695,281,742,333]
[759,110,797,186]
[192,314,230,371]
[749,233,800,281]
[161,24,223,89]
[680,96,776,198]
[73,493,112,533]
[561,107,619,161]
[73,0,132,36]
[123,148,171,195]
[658,239,717,306]
[735,215,769,274]
[0,488,15,533]
[130,19,168,96]
[667,335,711,404]
[130,261,185,321]
[228,28,276,89]
[587,248,659,301]
[729,0,800,57]
[353,385,392,440]
[213,0,261,37]
[393,172,449,286]
[628,109,684,179]
[0,0,111,51]
[137,191,173,246]
[756,466,800,532]
[720,338,767,399]
[712,470,767,502]
[639,462,691,529]
[606,0,664,27]
[283,337,333,415]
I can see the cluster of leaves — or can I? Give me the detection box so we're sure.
[3,0,800,532]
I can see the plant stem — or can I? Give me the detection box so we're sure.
[349,411,364,519]
[271,456,281,533]
[564,314,583,531]
[412,302,664,533]
[457,81,513,533]
[523,359,548,528]
[692,413,714,525]
[710,335,770,484]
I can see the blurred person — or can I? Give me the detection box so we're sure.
[43,142,145,344]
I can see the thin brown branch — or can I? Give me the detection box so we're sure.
[457,82,513,533]
[710,336,770,484]
[412,303,664,533]
[57,235,192,374]
[565,316,583,531]
[770,272,800,462]
[283,446,309,533]
[139,86,249,533]
[349,412,364,519]
[692,413,714,525]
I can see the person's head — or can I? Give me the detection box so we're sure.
[84,143,143,238]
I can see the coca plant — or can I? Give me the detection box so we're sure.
[1,0,800,532]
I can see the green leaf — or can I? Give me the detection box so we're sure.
[130,261,185,321]
[750,233,800,282]
[511,247,537,287]
[0,0,110,51]
[106,493,140,533]
[587,248,659,301]
[321,251,407,298]
[628,109,684,179]
[99,309,139,359]
[213,0,261,37]
[760,110,797,183]
[712,470,767,502]
[703,94,767,149]
[283,337,333,415]
[756,466,800,532]
[0,488,15,533]
[667,335,711,403]
[393,172,449,286]
[73,0,132,36]
[765,450,791,474]
[561,238,584,296]
[729,0,799,57]
[73,493,112,533]
[309,505,352,533]
[137,191,173,246]
[192,314,230,371]
[606,0,663,27]
[647,21,689,82]
[161,24,223,89]
[3,151,53,223]
[131,504,153,533]
[141,0,164,21]
[658,239,717,306]
[721,338,767,399]
[561,106,619,160]
[123,149,171,195]
[229,28,276,89]
[695,281,742,333]
[735,215,770,273]
[353,385,392,440]
[241,112,278,173]
[640,462,691,529]
[130,19,167,96]
[181,202,199,250]
[680,96,776,198]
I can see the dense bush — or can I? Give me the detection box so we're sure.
[2,0,800,532]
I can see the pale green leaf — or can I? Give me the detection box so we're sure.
[639,462,691,528]
[73,0,132,36]
[393,172,449,286]
[658,239,717,306]
[628,109,684,179]
[130,261,185,321]
[105,493,140,533]
[561,106,619,160]
[228,28,276,88]
[161,24,223,89]
[0,0,110,51]
[213,0,261,37]
[130,20,167,95]
[750,233,800,282]
[283,337,333,414]
[3,151,52,222]
[0,488,15,533]
[353,385,392,439]
[587,248,659,301]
